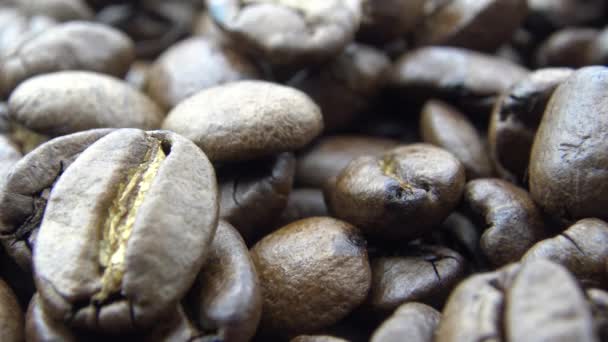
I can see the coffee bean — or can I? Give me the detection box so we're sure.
[357,0,426,45]
[11,0,93,22]
[187,220,262,342]
[370,302,440,342]
[389,47,529,114]
[0,21,135,97]
[26,294,77,342]
[207,0,363,66]
[0,129,113,277]
[415,0,528,52]
[463,178,546,266]
[529,66,608,224]
[250,217,370,336]
[526,0,606,33]
[162,80,323,162]
[296,135,398,188]
[218,152,295,244]
[488,67,573,183]
[33,129,218,332]
[146,36,260,111]
[326,144,465,241]
[420,100,493,179]
[587,288,608,341]
[366,244,465,312]
[535,28,599,67]
[8,71,164,139]
[523,218,608,288]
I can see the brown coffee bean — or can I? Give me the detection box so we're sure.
[219,152,295,244]
[0,21,135,97]
[326,144,465,241]
[162,80,322,162]
[8,71,163,138]
[488,67,573,183]
[187,220,262,342]
[523,218,608,288]
[34,129,219,332]
[529,66,608,224]
[535,28,599,68]
[420,100,493,179]
[275,188,328,228]
[436,212,483,267]
[0,129,113,277]
[357,0,426,45]
[415,0,528,52]
[250,217,370,336]
[389,47,529,114]
[527,0,606,32]
[0,278,23,342]
[296,135,398,188]
[464,178,546,266]
[288,43,390,132]
[371,302,440,342]
[437,260,598,342]
[13,0,93,22]
[146,36,259,110]
[586,27,608,66]
[207,0,363,66]
[367,244,465,312]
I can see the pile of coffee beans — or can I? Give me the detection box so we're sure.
[0,0,607,341]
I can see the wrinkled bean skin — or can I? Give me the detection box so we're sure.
[251,217,371,337]
[34,129,219,333]
[0,21,134,97]
[464,179,546,266]
[523,218,608,288]
[8,71,163,137]
[371,303,440,342]
[489,68,573,183]
[529,66,608,224]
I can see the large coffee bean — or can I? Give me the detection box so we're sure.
[33,129,219,333]
[371,303,440,342]
[250,217,371,336]
[162,80,323,162]
[529,66,608,224]
[0,22,134,97]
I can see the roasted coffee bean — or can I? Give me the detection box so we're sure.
[370,303,440,342]
[415,0,528,52]
[291,335,348,342]
[0,135,20,181]
[296,135,398,188]
[207,0,363,66]
[326,144,465,241]
[529,66,608,224]
[526,0,607,34]
[33,129,218,332]
[26,294,77,342]
[389,47,529,114]
[163,80,323,162]
[219,152,295,244]
[437,260,598,342]
[420,100,493,179]
[186,220,261,342]
[251,217,370,336]
[0,21,135,97]
[146,36,260,111]
[8,71,163,140]
[11,0,93,22]
[523,218,608,288]
[275,188,328,228]
[488,67,573,183]
[0,278,23,342]
[366,244,465,313]
[357,0,426,45]
[435,212,483,267]
[463,178,545,266]
[0,8,57,58]
[535,28,599,68]
[0,129,113,277]
[288,43,390,132]
[586,27,608,66]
